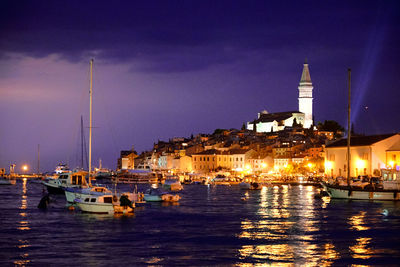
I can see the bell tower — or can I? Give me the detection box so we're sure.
[298,59,313,128]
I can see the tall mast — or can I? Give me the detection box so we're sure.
[81,116,84,169]
[89,59,93,186]
[37,144,40,174]
[347,68,351,185]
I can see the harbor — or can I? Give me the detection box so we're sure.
[2,1,400,265]
[2,178,400,266]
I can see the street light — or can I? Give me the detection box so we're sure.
[22,165,28,174]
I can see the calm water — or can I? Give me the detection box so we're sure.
[1,180,400,266]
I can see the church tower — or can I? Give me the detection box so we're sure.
[298,60,313,129]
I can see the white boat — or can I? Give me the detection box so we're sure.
[55,163,70,174]
[43,171,88,194]
[65,185,111,203]
[322,169,400,200]
[75,194,134,214]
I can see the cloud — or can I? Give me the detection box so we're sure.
[2,1,396,74]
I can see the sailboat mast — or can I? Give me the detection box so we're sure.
[347,68,351,185]
[89,59,93,186]
[37,144,40,174]
[81,116,84,169]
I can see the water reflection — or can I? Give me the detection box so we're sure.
[15,178,30,266]
[349,211,370,231]
[349,237,372,259]
[237,185,344,265]
[239,244,294,261]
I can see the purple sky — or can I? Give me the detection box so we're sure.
[1,1,400,172]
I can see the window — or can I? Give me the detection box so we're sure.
[90,198,96,202]
[104,197,113,203]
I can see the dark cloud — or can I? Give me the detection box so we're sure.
[1,1,399,72]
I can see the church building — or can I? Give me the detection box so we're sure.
[247,61,314,132]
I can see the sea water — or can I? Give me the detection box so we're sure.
[1,179,400,266]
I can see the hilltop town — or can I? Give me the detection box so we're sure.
[118,121,343,177]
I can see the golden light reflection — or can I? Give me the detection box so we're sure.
[237,185,341,265]
[15,177,31,267]
[349,211,370,231]
[238,244,294,262]
[321,243,340,264]
[349,237,373,259]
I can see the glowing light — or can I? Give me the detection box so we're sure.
[356,159,366,169]
[245,164,251,170]
[389,161,395,168]
[325,161,333,169]
[261,163,267,168]
[22,165,28,172]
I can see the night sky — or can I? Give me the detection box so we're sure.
[1,1,400,172]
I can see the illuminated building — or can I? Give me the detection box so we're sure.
[324,133,400,177]
[247,60,313,132]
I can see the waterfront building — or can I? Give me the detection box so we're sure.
[247,61,314,132]
[117,148,137,170]
[192,149,219,173]
[324,133,400,177]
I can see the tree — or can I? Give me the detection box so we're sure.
[317,120,345,138]
[241,122,246,130]
[212,129,226,135]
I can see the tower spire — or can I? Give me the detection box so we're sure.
[298,60,313,129]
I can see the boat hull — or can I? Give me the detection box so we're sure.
[322,183,400,201]
[44,182,65,194]
[76,199,134,214]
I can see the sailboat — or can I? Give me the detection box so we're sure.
[321,69,400,200]
[65,60,135,214]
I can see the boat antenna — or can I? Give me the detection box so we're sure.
[347,68,351,186]
[89,59,93,186]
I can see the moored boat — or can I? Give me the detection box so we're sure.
[75,194,134,214]
[322,169,400,201]
[65,185,111,203]
[43,170,88,194]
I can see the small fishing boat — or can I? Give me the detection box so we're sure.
[65,185,111,204]
[143,188,180,202]
[43,170,88,194]
[75,194,134,214]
